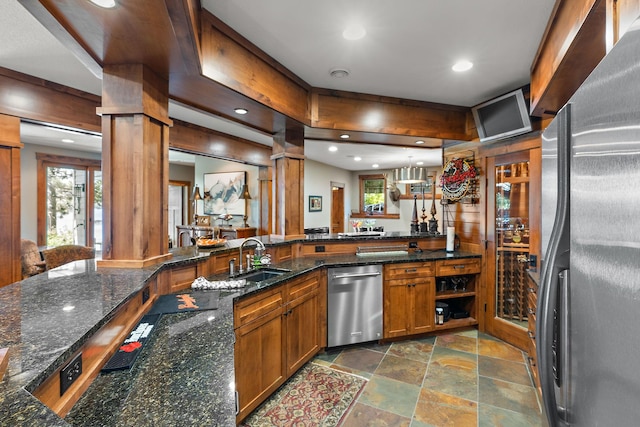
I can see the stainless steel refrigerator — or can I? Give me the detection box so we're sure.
[538,18,640,427]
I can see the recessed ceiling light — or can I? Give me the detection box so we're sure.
[415,140,425,145]
[372,164,379,168]
[89,0,116,8]
[328,146,338,152]
[416,161,424,165]
[354,156,362,161]
[330,68,350,78]
[452,60,473,72]
[340,134,350,139]
[62,138,74,143]
[234,108,248,115]
[343,24,366,41]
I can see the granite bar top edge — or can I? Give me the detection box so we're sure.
[0,235,478,427]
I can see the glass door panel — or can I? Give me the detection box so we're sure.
[93,170,103,252]
[46,166,86,246]
[495,161,530,328]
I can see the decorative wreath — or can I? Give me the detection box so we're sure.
[440,158,477,201]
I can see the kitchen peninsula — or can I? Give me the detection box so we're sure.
[0,233,481,426]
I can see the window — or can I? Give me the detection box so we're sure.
[353,174,399,219]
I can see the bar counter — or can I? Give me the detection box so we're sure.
[0,233,479,426]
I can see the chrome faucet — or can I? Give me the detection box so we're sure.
[238,237,266,274]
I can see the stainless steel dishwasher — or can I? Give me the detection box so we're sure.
[327,264,383,347]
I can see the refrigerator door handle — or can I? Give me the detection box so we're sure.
[538,103,572,427]
[554,269,571,422]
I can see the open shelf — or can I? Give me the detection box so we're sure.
[435,290,475,300]
[435,317,478,330]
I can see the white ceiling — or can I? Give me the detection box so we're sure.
[0,1,556,170]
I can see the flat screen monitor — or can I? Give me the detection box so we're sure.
[471,89,532,143]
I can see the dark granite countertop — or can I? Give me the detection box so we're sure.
[0,233,476,427]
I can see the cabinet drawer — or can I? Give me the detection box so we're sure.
[435,258,481,276]
[234,286,285,328]
[384,262,434,279]
[287,272,320,302]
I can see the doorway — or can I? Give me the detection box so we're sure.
[36,154,102,249]
[168,181,190,247]
[331,183,345,233]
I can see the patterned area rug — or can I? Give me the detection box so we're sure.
[241,362,367,427]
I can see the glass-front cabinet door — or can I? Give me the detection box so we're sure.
[486,149,540,349]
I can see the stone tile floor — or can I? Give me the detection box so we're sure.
[313,328,545,427]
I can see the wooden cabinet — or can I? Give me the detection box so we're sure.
[220,227,257,240]
[383,262,435,338]
[234,271,323,423]
[234,286,286,421]
[526,274,541,391]
[284,273,321,376]
[434,258,480,330]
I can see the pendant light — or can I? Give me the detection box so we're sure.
[393,156,427,183]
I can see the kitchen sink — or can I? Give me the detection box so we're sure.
[236,268,290,282]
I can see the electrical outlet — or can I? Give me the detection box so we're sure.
[408,241,418,248]
[529,254,537,268]
[315,245,325,253]
[60,352,82,395]
[142,286,150,305]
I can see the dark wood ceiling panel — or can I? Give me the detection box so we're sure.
[199,11,310,126]
[312,89,472,141]
[38,0,183,78]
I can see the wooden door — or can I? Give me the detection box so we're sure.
[331,185,344,233]
[411,279,435,334]
[383,279,410,338]
[485,148,541,350]
[235,306,285,421]
[284,288,320,376]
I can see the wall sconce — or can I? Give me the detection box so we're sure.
[239,184,251,227]
[191,185,202,226]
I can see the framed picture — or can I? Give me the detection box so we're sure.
[309,195,322,212]
[203,171,246,215]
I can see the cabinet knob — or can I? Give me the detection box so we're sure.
[528,330,536,339]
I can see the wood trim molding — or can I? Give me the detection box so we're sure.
[0,67,101,132]
[0,348,8,382]
[530,0,607,116]
[170,119,272,166]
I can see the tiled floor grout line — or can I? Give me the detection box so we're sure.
[320,332,543,426]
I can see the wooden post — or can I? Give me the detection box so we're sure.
[0,114,22,286]
[258,166,272,236]
[97,64,172,268]
[271,119,305,239]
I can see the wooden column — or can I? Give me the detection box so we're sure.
[0,115,22,286]
[258,166,272,236]
[271,120,305,239]
[97,65,172,268]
